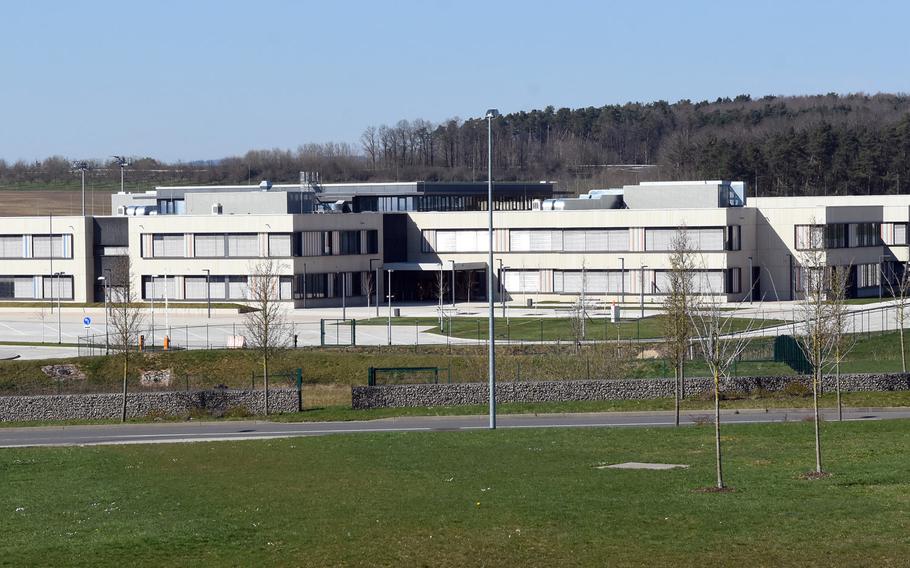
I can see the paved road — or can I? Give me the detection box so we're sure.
[1,407,907,448]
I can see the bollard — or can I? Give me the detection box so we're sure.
[138,334,145,352]
[163,336,170,351]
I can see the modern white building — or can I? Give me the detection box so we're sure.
[0,179,905,307]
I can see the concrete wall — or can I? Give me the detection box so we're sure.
[0,388,299,422]
[351,373,910,409]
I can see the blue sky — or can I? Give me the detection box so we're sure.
[2,0,909,162]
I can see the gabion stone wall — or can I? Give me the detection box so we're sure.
[0,388,299,422]
[351,373,910,409]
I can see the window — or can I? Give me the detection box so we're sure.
[825,224,847,249]
[151,234,184,257]
[795,225,824,250]
[857,263,881,288]
[503,271,540,293]
[552,271,629,294]
[366,230,379,254]
[850,223,880,248]
[194,234,225,257]
[509,230,561,252]
[726,226,741,251]
[0,276,35,299]
[562,229,628,252]
[0,236,23,258]
[227,234,258,257]
[340,231,361,255]
[436,230,489,252]
[42,275,73,300]
[143,276,176,300]
[725,267,742,294]
[227,276,248,299]
[184,277,208,300]
[268,234,292,257]
[33,234,72,258]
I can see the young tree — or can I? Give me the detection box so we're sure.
[662,228,697,427]
[887,261,910,373]
[569,265,589,352]
[689,289,757,490]
[244,260,292,415]
[795,230,838,475]
[107,265,144,423]
[829,265,857,422]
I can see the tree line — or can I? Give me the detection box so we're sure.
[4,93,910,196]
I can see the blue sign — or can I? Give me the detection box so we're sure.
[83,316,92,327]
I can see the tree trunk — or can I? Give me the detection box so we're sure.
[900,324,906,373]
[714,368,724,489]
[263,353,270,416]
[674,364,680,427]
[813,367,823,473]
[835,356,842,422]
[121,354,128,423]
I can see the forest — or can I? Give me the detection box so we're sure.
[3,93,910,197]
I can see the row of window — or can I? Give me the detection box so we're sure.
[140,272,373,301]
[795,223,882,250]
[424,227,741,254]
[0,275,74,300]
[501,268,742,295]
[144,230,379,259]
[0,234,73,259]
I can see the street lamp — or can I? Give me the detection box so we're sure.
[748,256,754,303]
[339,272,347,320]
[112,156,130,193]
[302,263,307,309]
[618,257,625,304]
[202,269,211,319]
[450,259,456,309]
[387,269,394,345]
[53,271,64,344]
[369,258,382,317]
[97,276,109,354]
[485,107,499,430]
[640,265,648,319]
[73,161,88,217]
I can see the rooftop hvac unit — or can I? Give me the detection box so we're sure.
[211,203,223,215]
[532,199,542,210]
[116,205,126,215]
[259,180,272,191]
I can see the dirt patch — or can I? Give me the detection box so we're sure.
[693,486,736,493]
[41,364,85,382]
[140,369,173,387]
[797,471,833,480]
[636,349,662,360]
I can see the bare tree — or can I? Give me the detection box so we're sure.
[689,274,757,490]
[436,267,449,330]
[568,266,589,352]
[829,265,857,422]
[795,229,838,475]
[662,228,697,426]
[108,264,144,423]
[886,261,910,373]
[244,260,292,415]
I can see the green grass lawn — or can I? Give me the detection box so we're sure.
[2,420,909,567]
[357,315,784,341]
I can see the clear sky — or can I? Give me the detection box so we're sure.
[2,0,909,163]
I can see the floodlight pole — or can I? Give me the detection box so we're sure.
[486,108,499,430]
[450,259,456,309]
[387,269,394,345]
[619,257,625,304]
[369,258,381,317]
[54,271,63,344]
[203,269,211,319]
[640,265,648,319]
[98,276,109,354]
[341,272,346,320]
[748,256,753,303]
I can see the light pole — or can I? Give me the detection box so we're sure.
[302,263,307,309]
[450,259,456,309]
[748,256,754,303]
[53,271,63,344]
[369,258,382,317]
[98,276,109,354]
[73,161,88,216]
[880,254,889,299]
[202,269,211,319]
[387,269,394,345]
[340,272,347,320]
[112,156,129,193]
[485,108,499,429]
[640,265,648,319]
[619,257,625,304]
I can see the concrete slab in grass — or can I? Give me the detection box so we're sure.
[596,462,689,470]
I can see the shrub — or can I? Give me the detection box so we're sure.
[782,380,811,398]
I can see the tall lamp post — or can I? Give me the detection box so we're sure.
[202,269,211,319]
[748,256,754,303]
[640,265,648,319]
[485,108,499,429]
[53,271,64,344]
[618,257,625,304]
[73,161,88,216]
[112,156,129,193]
[369,258,382,317]
[387,269,394,345]
[97,276,109,354]
[450,259,456,309]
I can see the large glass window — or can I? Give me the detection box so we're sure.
[268,234,292,257]
[33,234,72,258]
[0,236,23,258]
[226,234,258,257]
[194,234,225,257]
[0,276,35,299]
[151,234,184,257]
[42,275,73,300]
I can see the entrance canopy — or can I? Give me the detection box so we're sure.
[382,262,487,272]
